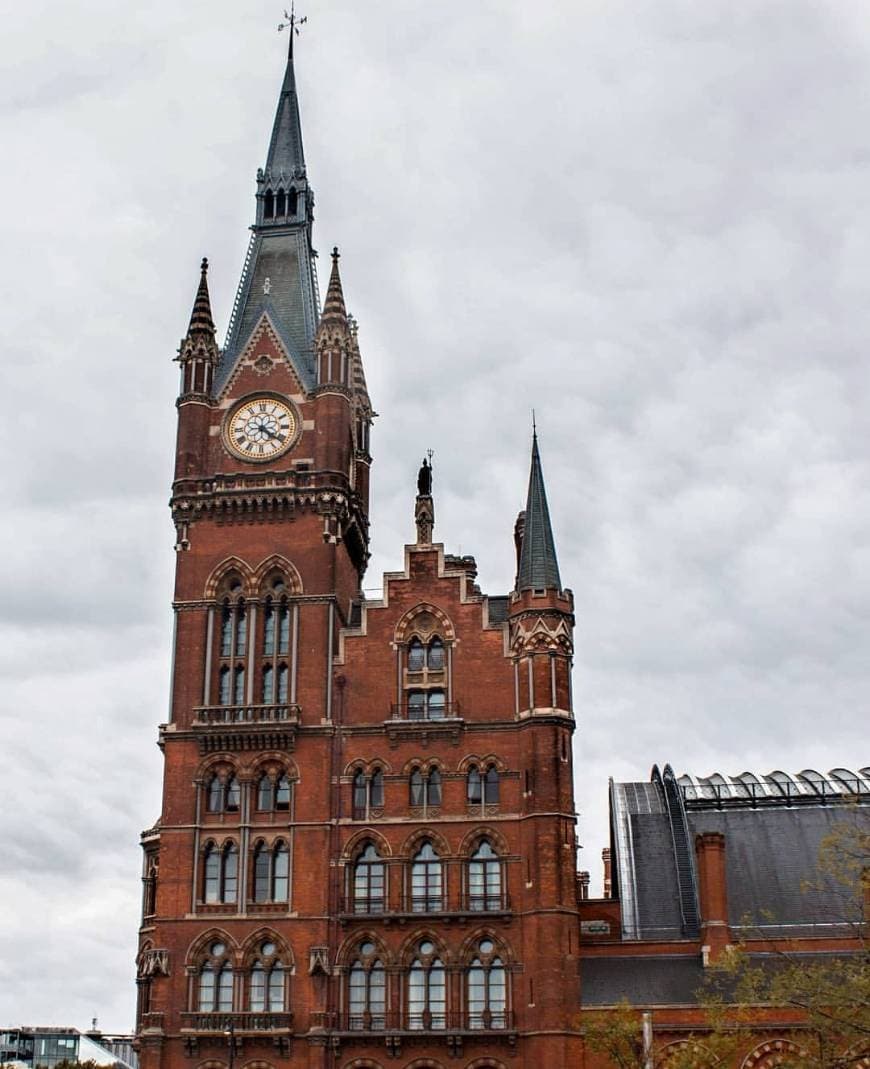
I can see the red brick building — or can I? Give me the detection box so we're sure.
[136,36,868,1069]
[136,37,579,1069]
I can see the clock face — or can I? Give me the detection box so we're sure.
[223,395,299,462]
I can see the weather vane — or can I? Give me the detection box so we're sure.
[278,3,307,54]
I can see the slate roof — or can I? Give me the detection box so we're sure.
[610,765,869,941]
[516,433,562,591]
[582,956,704,1007]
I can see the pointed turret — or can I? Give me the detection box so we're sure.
[217,42,319,394]
[177,258,219,399]
[320,246,349,325]
[315,248,351,386]
[516,432,562,592]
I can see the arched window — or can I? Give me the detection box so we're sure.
[220,603,233,656]
[409,767,424,806]
[348,941,386,1030]
[467,939,506,1029]
[248,940,285,1012]
[207,774,223,813]
[427,636,445,670]
[262,665,274,703]
[408,638,425,672]
[202,842,238,904]
[277,664,289,703]
[467,766,482,804]
[484,766,499,804]
[468,839,502,911]
[225,775,240,812]
[411,841,443,912]
[233,666,245,705]
[197,941,233,1011]
[287,188,298,216]
[256,772,292,811]
[263,601,276,654]
[353,843,385,914]
[353,768,384,819]
[276,189,286,216]
[219,666,231,705]
[253,840,290,903]
[264,190,274,219]
[370,768,384,807]
[407,940,446,1030]
[409,768,441,811]
[467,764,499,809]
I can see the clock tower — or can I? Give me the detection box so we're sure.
[137,34,580,1069]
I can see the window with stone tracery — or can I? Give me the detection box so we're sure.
[468,839,503,911]
[352,767,384,820]
[467,938,507,1028]
[347,940,386,1030]
[397,608,453,719]
[410,840,443,912]
[203,841,238,904]
[197,941,233,1011]
[407,940,446,1030]
[248,940,286,1011]
[352,842,386,914]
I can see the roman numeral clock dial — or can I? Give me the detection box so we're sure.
[222,395,300,462]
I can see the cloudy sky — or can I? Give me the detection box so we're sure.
[2,0,869,1032]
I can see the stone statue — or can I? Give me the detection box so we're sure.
[417,457,432,496]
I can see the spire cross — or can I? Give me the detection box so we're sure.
[278,3,307,56]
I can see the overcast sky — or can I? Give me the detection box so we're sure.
[1,0,869,1032]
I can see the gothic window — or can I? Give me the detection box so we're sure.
[411,841,443,912]
[205,772,240,814]
[287,188,298,216]
[409,767,441,810]
[407,940,446,1030]
[407,636,444,672]
[467,939,506,1029]
[407,638,425,672]
[219,666,231,705]
[467,764,499,808]
[348,941,386,1030]
[468,839,502,911]
[203,842,239,904]
[353,843,385,914]
[249,941,285,1011]
[207,774,223,813]
[427,636,445,669]
[256,771,292,811]
[252,840,290,903]
[352,768,384,820]
[264,190,274,219]
[276,189,286,216]
[259,583,293,708]
[215,586,249,708]
[198,942,234,1012]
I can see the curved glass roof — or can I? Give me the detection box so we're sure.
[675,767,869,800]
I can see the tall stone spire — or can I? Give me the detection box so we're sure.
[216,39,319,394]
[516,432,562,592]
